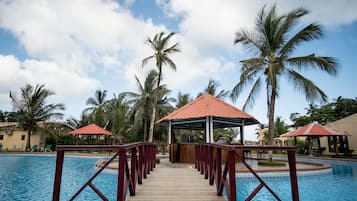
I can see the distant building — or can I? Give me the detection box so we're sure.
[0,122,72,151]
[257,128,268,145]
[321,113,357,154]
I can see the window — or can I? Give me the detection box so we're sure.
[21,135,25,141]
[0,135,3,140]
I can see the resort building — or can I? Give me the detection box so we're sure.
[0,122,72,151]
[321,113,357,154]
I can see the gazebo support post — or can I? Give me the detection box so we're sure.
[168,121,172,162]
[209,116,214,143]
[205,117,210,143]
[168,121,172,145]
[239,126,243,144]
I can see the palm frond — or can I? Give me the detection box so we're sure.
[280,24,322,57]
[286,69,328,103]
[287,55,338,75]
[230,66,263,102]
[243,78,262,111]
[142,55,154,68]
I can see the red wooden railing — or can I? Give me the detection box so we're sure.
[52,142,156,201]
[195,144,299,201]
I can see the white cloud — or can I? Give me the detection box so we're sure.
[159,0,357,50]
[1,0,354,120]
[0,54,99,109]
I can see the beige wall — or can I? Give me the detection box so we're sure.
[320,113,357,154]
[0,129,43,151]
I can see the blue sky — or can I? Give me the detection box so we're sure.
[0,0,356,141]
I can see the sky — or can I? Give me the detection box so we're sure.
[0,0,356,141]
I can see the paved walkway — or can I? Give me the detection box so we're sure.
[127,159,227,201]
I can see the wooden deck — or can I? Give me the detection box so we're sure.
[127,159,227,201]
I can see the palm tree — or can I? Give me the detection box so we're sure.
[176,91,192,108]
[198,78,229,99]
[125,70,158,141]
[104,93,130,143]
[84,89,108,127]
[231,5,338,147]
[142,31,180,142]
[10,84,65,151]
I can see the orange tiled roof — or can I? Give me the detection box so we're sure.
[158,93,257,124]
[286,122,350,137]
[69,124,111,135]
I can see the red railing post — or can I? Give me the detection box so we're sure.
[288,150,300,201]
[204,145,209,179]
[216,147,222,195]
[195,145,198,169]
[138,145,144,184]
[52,150,64,201]
[117,149,126,201]
[197,144,201,171]
[227,149,237,201]
[130,147,137,195]
[208,145,214,184]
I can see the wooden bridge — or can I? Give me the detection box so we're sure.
[126,158,226,201]
[52,143,300,201]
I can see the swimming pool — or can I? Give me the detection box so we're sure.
[0,155,356,201]
[0,154,116,201]
[236,159,357,201]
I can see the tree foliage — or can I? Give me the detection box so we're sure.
[231,4,338,148]
[142,31,180,142]
[9,84,65,151]
[291,97,357,127]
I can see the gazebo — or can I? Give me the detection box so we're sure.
[285,122,351,155]
[157,93,259,162]
[69,124,112,145]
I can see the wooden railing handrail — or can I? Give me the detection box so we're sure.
[52,142,157,201]
[195,143,300,201]
[206,143,296,151]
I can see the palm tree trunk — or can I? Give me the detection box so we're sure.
[25,130,31,152]
[143,119,148,142]
[148,68,162,142]
[148,99,157,142]
[267,90,276,160]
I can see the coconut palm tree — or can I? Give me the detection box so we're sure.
[198,78,229,99]
[104,93,130,143]
[10,84,64,151]
[125,70,158,141]
[142,31,180,142]
[176,91,192,108]
[84,89,108,127]
[231,5,338,147]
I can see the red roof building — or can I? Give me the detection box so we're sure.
[158,93,259,143]
[285,122,350,137]
[69,124,111,135]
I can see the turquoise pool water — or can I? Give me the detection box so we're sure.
[0,155,356,201]
[236,159,357,201]
[0,155,116,201]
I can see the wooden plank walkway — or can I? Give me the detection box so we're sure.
[127,159,227,201]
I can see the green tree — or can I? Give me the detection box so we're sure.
[274,116,288,138]
[125,70,158,141]
[0,110,19,122]
[10,84,65,151]
[176,91,192,108]
[231,5,338,148]
[104,93,130,143]
[290,97,357,127]
[84,89,108,127]
[142,31,180,142]
[66,113,92,129]
[198,78,229,99]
